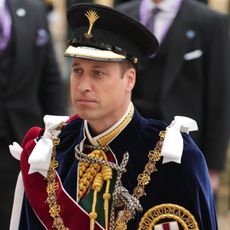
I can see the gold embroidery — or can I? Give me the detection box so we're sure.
[134,130,165,199]
[116,220,127,230]
[115,130,166,229]
[138,203,199,230]
[137,173,151,186]
[84,10,100,39]
[98,103,134,146]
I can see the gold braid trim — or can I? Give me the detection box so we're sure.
[90,173,104,230]
[77,150,104,201]
[115,130,166,230]
[98,103,134,146]
[102,165,112,230]
[78,149,113,230]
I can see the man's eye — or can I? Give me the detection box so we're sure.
[94,70,104,77]
[73,68,83,75]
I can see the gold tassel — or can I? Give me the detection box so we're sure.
[77,150,103,202]
[90,173,104,230]
[101,166,113,230]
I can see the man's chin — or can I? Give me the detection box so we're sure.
[77,110,98,121]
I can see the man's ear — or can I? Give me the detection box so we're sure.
[125,68,136,92]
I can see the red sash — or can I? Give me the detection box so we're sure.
[20,129,104,230]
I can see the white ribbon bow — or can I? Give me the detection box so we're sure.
[9,142,23,160]
[8,115,68,230]
[28,115,69,177]
[161,116,198,164]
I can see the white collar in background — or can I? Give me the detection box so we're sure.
[146,0,182,14]
[144,0,182,17]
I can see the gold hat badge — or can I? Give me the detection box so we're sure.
[84,10,100,39]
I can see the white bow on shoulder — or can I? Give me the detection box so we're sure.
[9,115,69,230]
[28,115,69,177]
[9,115,69,177]
[161,116,198,164]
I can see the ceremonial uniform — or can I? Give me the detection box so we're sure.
[9,3,217,230]
[10,106,217,229]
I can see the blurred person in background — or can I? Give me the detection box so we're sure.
[114,1,207,6]
[116,0,230,199]
[0,0,66,228]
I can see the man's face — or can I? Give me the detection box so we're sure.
[70,58,135,132]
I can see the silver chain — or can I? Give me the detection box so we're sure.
[75,145,124,171]
[74,145,143,230]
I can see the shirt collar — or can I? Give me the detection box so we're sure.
[141,0,182,21]
[84,102,134,146]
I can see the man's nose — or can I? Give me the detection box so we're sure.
[77,75,92,92]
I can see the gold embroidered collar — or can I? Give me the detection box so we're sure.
[84,102,134,146]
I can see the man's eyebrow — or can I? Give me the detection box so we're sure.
[72,62,80,67]
[71,62,107,69]
[92,65,104,68]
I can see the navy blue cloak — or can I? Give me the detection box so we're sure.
[18,109,217,229]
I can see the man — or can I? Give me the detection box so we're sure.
[116,0,230,195]
[9,3,217,230]
[0,0,66,228]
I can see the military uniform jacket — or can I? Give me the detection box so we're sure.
[16,109,217,229]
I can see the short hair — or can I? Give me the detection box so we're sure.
[119,60,136,78]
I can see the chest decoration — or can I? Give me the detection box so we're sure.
[138,203,199,230]
[73,116,198,230]
[46,124,69,230]
[75,130,166,230]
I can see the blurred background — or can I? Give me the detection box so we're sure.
[46,0,230,229]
